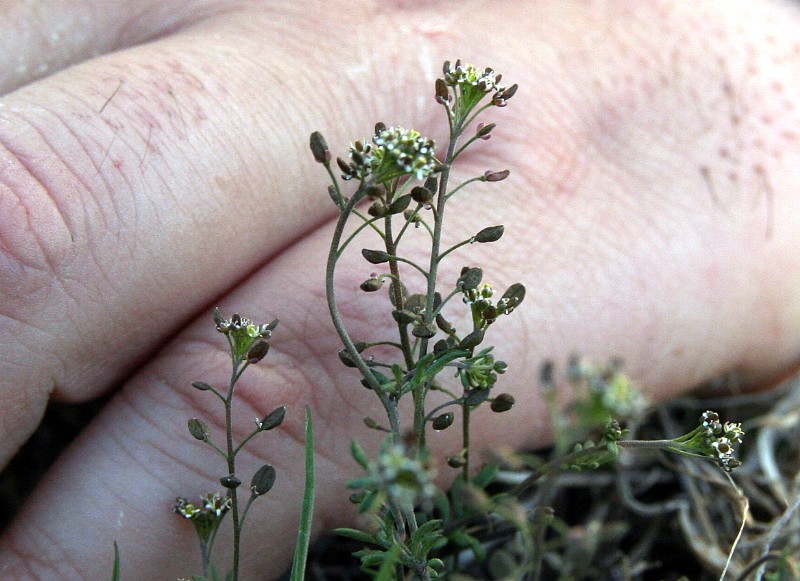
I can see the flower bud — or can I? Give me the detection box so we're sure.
[364,417,386,431]
[257,406,286,431]
[424,176,438,192]
[491,393,515,413]
[457,267,483,291]
[435,78,450,103]
[464,388,490,406]
[484,169,510,182]
[192,381,213,391]
[309,131,330,163]
[251,464,277,495]
[411,186,434,204]
[360,277,384,292]
[213,307,226,330]
[246,340,270,363]
[362,248,391,264]
[338,349,358,368]
[432,412,454,431]
[476,122,496,138]
[188,418,209,441]
[367,201,387,217]
[433,339,449,355]
[499,283,526,312]
[459,329,485,350]
[337,157,354,180]
[447,455,465,468]
[349,491,367,504]
[474,225,504,243]
[412,321,437,338]
[388,194,412,214]
[220,475,241,489]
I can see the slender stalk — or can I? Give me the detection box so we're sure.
[414,124,461,451]
[437,237,473,262]
[225,359,242,581]
[378,210,413,368]
[461,403,471,482]
[325,184,401,437]
[337,213,386,258]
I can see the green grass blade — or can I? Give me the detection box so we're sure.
[290,406,315,581]
[111,541,121,581]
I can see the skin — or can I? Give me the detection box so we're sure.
[0,0,798,578]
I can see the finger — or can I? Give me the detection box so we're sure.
[0,1,440,466]
[0,0,240,94]
[2,0,800,578]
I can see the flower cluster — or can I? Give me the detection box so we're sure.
[371,443,436,509]
[440,60,518,112]
[459,348,506,390]
[567,357,648,420]
[174,493,231,541]
[462,282,525,329]
[443,60,502,93]
[668,411,745,472]
[214,308,278,363]
[700,410,745,471]
[340,125,438,184]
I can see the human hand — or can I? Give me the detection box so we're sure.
[1,1,798,578]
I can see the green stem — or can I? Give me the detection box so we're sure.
[461,404,471,482]
[226,359,241,581]
[394,203,424,245]
[437,237,473,262]
[233,429,261,457]
[325,183,401,438]
[414,124,461,451]
[323,161,345,209]
[290,407,316,581]
[445,176,484,201]
[238,493,257,529]
[337,213,386,258]
[387,255,429,277]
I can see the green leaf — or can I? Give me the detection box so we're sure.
[347,476,372,490]
[335,528,380,545]
[471,463,499,489]
[403,350,469,395]
[351,440,370,470]
[358,490,380,514]
[450,530,486,562]
[375,544,403,581]
[357,549,390,567]
[409,519,445,559]
[433,488,451,522]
